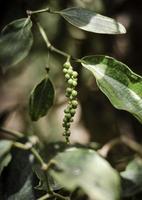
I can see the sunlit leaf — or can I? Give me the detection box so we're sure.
[121,157,142,197]
[0,140,13,175]
[81,55,142,123]
[59,7,126,34]
[29,76,55,121]
[0,18,33,71]
[50,147,120,200]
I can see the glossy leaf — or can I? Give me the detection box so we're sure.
[0,140,13,175]
[121,157,142,197]
[29,76,55,121]
[59,7,126,34]
[0,18,33,71]
[50,147,120,200]
[81,55,142,123]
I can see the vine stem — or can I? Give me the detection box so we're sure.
[36,22,74,59]
[37,192,69,200]
[99,135,142,158]
[0,126,24,138]
[26,8,51,16]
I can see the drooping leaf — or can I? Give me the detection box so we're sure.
[0,140,13,175]
[0,18,33,71]
[0,147,35,199]
[49,147,121,200]
[81,55,142,123]
[29,76,55,121]
[59,7,126,34]
[121,157,142,197]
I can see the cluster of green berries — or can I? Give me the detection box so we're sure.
[62,61,78,143]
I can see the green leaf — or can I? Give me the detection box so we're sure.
[59,7,126,34]
[0,148,35,199]
[50,147,121,200]
[81,55,142,123]
[29,76,55,121]
[0,140,13,175]
[121,157,142,197]
[0,18,33,71]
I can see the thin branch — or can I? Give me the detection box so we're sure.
[98,138,121,157]
[26,8,51,16]
[0,127,24,138]
[121,135,142,158]
[36,22,73,59]
[37,193,51,200]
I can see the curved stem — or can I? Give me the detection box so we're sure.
[36,22,73,59]
[26,8,51,16]
[0,127,24,138]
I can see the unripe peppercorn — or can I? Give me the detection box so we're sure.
[67,69,73,75]
[64,62,70,69]
[72,100,78,107]
[72,90,77,97]
[65,74,70,80]
[63,68,68,73]
[72,71,78,78]
[66,88,72,93]
[70,109,76,115]
[64,108,70,113]
[68,79,74,85]
[65,113,72,119]
[72,80,77,87]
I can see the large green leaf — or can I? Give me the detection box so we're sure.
[81,55,142,123]
[50,147,121,200]
[59,7,126,34]
[0,140,13,175]
[29,76,55,121]
[0,18,33,71]
[121,157,142,197]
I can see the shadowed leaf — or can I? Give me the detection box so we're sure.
[29,76,55,121]
[0,18,33,72]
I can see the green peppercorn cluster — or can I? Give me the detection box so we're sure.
[62,61,78,143]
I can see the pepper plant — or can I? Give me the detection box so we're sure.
[0,5,142,200]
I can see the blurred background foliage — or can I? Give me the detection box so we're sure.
[0,0,142,147]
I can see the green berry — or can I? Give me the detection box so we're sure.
[65,130,71,136]
[65,113,72,119]
[68,79,73,85]
[72,100,78,107]
[72,80,77,87]
[72,90,77,97]
[72,71,78,78]
[64,62,70,69]
[70,109,76,115]
[64,108,70,113]
[69,95,74,100]
[66,88,72,94]
[65,74,70,80]
[67,69,73,75]
[63,68,68,73]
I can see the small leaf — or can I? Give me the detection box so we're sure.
[49,147,121,200]
[59,7,126,34]
[121,157,142,197]
[81,55,142,123]
[0,140,13,175]
[0,18,33,71]
[29,76,55,121]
